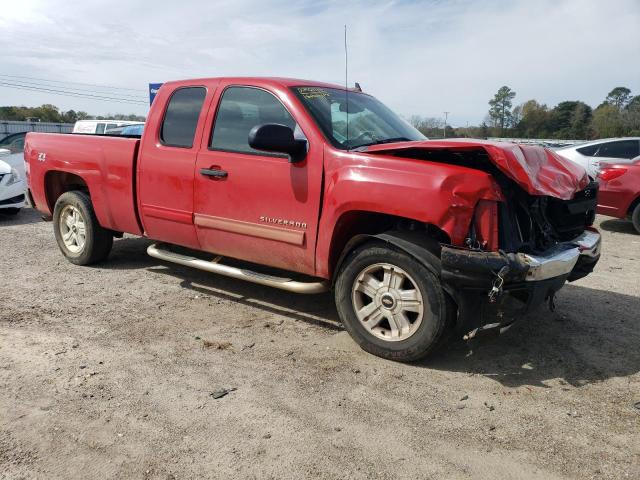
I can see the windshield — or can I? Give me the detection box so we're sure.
[292,87,425,149]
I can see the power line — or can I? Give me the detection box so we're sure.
[0,81,148,105]
[0,77,147,100]
[0,73,147,93]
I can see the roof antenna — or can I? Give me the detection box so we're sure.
[344,24,349,150]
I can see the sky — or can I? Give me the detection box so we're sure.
[0,0,638,126]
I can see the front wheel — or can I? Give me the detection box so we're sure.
[53,191,113,265]
[334,243,449,362]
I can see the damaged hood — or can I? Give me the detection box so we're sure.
[360,140,589,200]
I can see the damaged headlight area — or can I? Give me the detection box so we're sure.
[445,180,601,341]
[498,181,599,254]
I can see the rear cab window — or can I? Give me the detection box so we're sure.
[161,87,207,148]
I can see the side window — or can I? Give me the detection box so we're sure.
[96,123,106,134]
[210,87,298,155]
[161,87,207,148]
[596,140,640,159]
[576,144,598,156]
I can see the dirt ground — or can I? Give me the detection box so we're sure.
[1,208,638,480]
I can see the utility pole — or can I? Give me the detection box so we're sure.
[443,112,450,138]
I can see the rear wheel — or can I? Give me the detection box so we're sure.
[335,243,448,362]
[53,191,113,265]
[631,203,640,234]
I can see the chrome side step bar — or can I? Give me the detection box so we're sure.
[147,243,329,294]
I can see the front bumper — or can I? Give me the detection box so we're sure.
[441,230,601,338]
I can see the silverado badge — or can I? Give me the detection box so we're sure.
[259,216,307,229]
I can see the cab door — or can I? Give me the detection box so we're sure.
[137,85,212,248]
[193,85,323,275]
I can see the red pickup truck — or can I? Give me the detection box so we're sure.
[25,77,601,361]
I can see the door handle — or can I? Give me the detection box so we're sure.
[200,168,228,179]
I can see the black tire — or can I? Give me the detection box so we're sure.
[53,191,113,265]
[631,203,640,234]
[334,242,449,362]
[1,208,20,216]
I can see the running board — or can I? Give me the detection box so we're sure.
[147,243,329,294]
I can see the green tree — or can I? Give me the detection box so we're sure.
[479,122,490,138]
[0,106,22,120]
[30,104,62,122]
[550,101,592,139]
[61,110,78,123]
[605,87,632,110]
[488,86,516,135]
[515,100,550,138]
[622,96,640,136]
[592,104,624,138]
[569,102,592,139]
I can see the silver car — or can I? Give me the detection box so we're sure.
[0,149,26,215]
[556,137,640,179]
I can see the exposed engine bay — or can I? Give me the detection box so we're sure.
[382,147,597,255]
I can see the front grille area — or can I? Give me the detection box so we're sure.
[499,182,598,254]
[546,181,598,240]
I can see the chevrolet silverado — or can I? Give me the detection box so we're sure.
[25,77,601,361]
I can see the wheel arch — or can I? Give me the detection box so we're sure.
[627,195,640,218]
[44,170,90,213]
[326,210,450,281]
[333,228,443,278]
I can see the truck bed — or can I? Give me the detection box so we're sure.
[25,133,143,235]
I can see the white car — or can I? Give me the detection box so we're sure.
[0,149,26,215]
[555,137,640,179]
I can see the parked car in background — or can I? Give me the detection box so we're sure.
[597,157,640,233]
[556,137,640,179]
[0,132,26,154]
[72,120,144,135]
[0,149,26,215]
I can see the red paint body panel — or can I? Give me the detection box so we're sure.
[363,140,589,200]
[314,148,505,277]
[597,161,640,218]
[25,133,142,235]
[25,76,590,281]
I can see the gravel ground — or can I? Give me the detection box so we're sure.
[1,208,639,480]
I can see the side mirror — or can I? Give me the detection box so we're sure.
[248,123,307,163]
